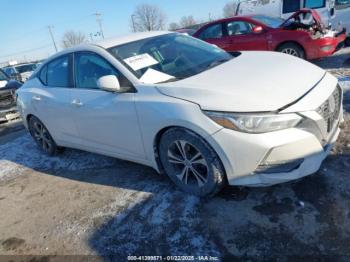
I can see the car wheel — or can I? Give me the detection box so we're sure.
[158,128,226,197]
[277,43,305,59]
[28,116,59,156]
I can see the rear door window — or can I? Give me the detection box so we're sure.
[46,55,73,87]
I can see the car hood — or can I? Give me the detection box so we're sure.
[281,9,325,28]
[156,52,326,112]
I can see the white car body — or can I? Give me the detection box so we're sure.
[332,5,350,40]
[16,31,343,189]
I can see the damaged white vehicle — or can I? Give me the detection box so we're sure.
[16,32,343,196]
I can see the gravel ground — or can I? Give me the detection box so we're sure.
[0,48,349,261]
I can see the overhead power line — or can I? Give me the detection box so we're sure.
[0,44,52,59]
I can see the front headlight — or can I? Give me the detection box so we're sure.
[204,111,302,133]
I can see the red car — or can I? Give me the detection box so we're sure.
[193,9,346,60]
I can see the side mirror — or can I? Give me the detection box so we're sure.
[252,26,264,34]
[97,75,121,92]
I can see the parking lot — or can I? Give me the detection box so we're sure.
[0,48,350,260]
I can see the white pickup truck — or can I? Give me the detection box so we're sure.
[332,0,350,45]
[237,0,349,45]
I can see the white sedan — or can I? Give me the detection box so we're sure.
[16,31,343,196]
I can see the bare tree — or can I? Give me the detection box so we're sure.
[223,1,238,18]
[179,16,197,28]
[131,4,166,32]
[61,30,86,48]
[168,22,180,31]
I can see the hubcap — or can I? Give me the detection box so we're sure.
[167,140,208,187]
[32,121,52,152]
[281,48,299,57]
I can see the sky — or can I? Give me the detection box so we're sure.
[0,0,230,64]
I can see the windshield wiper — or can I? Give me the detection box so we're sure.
[205,58,231,70]
[158,77,186,84]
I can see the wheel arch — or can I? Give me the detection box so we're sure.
[26,113,34,125]
[152,125,229,180]
[275,41,307,59]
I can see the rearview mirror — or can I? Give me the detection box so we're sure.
[252,26,263,34]
[97,75,121,92]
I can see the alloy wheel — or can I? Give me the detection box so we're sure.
[31,121,53,153]
[167,140,208,187]
[281,48,299,57]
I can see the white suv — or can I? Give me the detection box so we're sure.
[16,31,343,196]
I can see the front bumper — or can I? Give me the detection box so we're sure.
[207,82,343,187]
[309,29,347,59]
[229,125,339,186]
[0,106,20,123]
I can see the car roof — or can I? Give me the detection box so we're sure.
[48,31,173,60]
[94,31,172,49]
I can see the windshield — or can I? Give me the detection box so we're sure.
[108,33,233,83]
[251,15,284,28]
[15,64,37,74]
[0,70,8,81]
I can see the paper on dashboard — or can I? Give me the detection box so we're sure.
[123,53,159,71]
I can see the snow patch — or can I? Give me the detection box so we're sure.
[0,133,117,182]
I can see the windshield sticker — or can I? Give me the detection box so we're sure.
[123,53,159,71]
[139,68,175,84]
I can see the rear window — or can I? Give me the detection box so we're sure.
[15,64,37,74]
[0,70,8,81]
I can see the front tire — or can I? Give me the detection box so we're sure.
[277,43,305,59]
[158,128,226,197]
[28,116,59,156]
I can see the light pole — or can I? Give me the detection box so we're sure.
[131,14,137,32]
[94,12,105,39]
[47,25,58,52]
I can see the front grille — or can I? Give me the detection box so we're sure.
[316,85,342,133]
[0,91,16,109]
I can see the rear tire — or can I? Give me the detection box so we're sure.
[158,128,226,197]
[28,116,59,156]
[277,43,305,59]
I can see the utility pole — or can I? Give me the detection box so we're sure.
[131,14,136,32]
[94,12,104,39]
[47,25,58,52]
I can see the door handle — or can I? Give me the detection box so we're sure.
[71,99,83,107]
[32,95,41,101]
